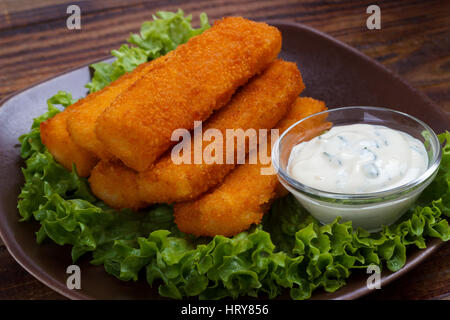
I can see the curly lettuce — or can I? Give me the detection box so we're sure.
[17,10,449,300]
[90,178,449,300]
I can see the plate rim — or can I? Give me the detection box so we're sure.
[0,20,447,300]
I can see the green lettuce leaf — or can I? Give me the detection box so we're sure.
[90,149,450,300]
[17,10,449,300]
[85,9,209,93]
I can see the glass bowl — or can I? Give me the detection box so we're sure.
[272,106,442,232]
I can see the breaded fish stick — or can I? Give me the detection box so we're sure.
[174,97,328,237]
[66,59,166,160]
[138,60,304,204]
[41,61,160,176]
[96,17,282,172]
[89,60,304,209]
[89,161,145,210]
[40,109,98,177]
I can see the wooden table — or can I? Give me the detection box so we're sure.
[0,0,449,300]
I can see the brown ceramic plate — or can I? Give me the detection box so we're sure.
[0,21,448,300]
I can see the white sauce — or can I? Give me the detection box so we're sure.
[287,124,428,193]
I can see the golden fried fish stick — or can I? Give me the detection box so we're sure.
[66,59,166,160]
[96,17,282,172]
[89,161,146,210]
[89,60,303,209]
[174,97,327,237]
[138,60,304,204]
[40,110,98,177]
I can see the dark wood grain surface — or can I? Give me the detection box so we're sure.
[0,0,449,300]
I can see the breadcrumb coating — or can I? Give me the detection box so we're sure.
[174,97,327,237]
[40,109,98,177]
[89,60,303,209]
[95,17,282,172]
[66,61,162,160]
[89,161,146,210]
[138,59,304,204]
